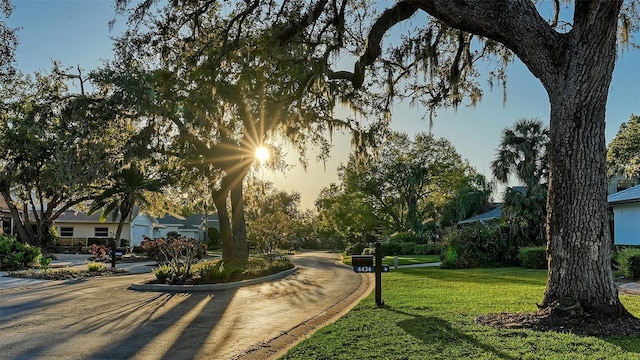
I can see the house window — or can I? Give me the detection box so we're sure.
[60,227,74,237]
[94,227,109,237]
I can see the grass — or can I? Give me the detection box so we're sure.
[343,254,441,266]
[282,267,640,359]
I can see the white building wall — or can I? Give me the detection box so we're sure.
[56,223,131,241]
[130,215,154,245]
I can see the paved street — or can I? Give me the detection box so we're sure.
[0,252,372,360]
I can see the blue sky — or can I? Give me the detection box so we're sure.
[7,0,640,209]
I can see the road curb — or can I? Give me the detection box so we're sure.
[619,282,640,295]
[129,266,299,292]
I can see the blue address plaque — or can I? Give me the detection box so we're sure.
[353,266,390,273]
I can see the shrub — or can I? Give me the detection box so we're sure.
[390,232,418,243]
[89,244,110,261]
[142,237,207,283]
[518,247,547,269]
[415,243,445,255]
[192,257,294,283]
[207,227,222,250]
[166,231,182,240]
[618,248,640,280]
[39,256,52,272]
[400,242,416,255]
[440,223,516,269]
[0,234,41,271]
[380,242,403,256]
[87,262,106,272]
[152,264,173,281]
[198,260,246,283]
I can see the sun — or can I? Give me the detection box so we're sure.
[255,146,270,163]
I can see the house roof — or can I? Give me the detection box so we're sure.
[608,184,640,205]
[457,204,504,225]
[56,210,126,223]
[0,194,9,212]
[155,213,187,226]
[184,214,220,229]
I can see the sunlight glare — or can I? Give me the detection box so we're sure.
[255,146,270,163]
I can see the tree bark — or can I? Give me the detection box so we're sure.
[213,187,234,261]
[230,177,249,261]
[1,189,31,243]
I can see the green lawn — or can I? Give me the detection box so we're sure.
[282,267,640,359]
[343,254,441,266]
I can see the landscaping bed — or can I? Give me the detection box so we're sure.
[7,267,126,281]
[146,257,295,285]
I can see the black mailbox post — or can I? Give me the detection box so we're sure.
[352,255,374,267]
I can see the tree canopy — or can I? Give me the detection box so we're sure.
[492,119,549,246]
[0,0,17,80]
[607,114,640,179]
[0,66,133,246]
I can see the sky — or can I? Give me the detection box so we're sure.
[6,0,640,210]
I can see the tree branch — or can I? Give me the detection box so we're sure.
[333,0,563,89]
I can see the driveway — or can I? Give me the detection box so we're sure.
[0,251,372,360]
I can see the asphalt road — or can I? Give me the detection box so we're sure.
[0,252,372,360]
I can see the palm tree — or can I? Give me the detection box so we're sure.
[89,163,165,248]
[491,119,549,246]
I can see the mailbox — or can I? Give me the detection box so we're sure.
[352,255,374,267]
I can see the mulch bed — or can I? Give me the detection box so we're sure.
[476,310,640,337]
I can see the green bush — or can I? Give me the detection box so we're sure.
[518,247,547,269]
[207,227,222,250]
[39,256,52,271]
[618,248,640,280]
[192,257,294,283]
[87,262,106,272]
[152,264,173,281]
[440,223,516,269]
[389,232,418,243]
[415,243,445,255]
[380,242,403,256]
[0,234,41,271]
[194,260,239,282]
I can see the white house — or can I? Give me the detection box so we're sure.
[54,210,131,246]
[608,184,640,246]
[130,213,220,245]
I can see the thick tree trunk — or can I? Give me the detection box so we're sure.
[405,186,418,233]
[540,2,627,316]
[213,188,234,261]
[230,179,249,261]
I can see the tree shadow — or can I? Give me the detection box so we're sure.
[2,287,238,360]
[387,307,519,360]
[603,336,640,353]
[91,289,239,359]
